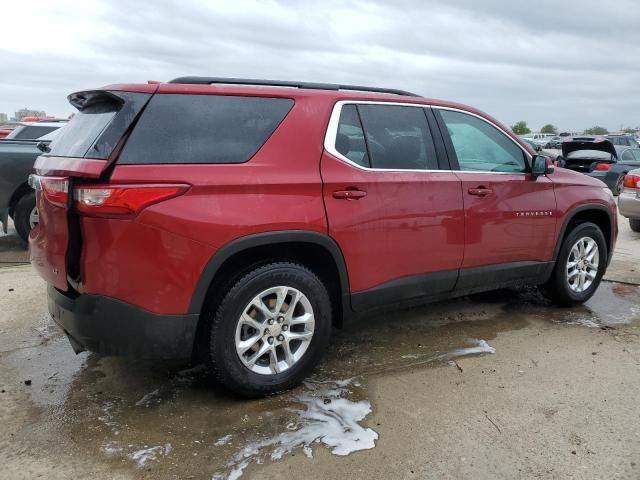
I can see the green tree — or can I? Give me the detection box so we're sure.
[583,126,609,135]
[540,124,557,134]
[511,121,531,135]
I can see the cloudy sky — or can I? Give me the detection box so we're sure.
[1,0,639,131]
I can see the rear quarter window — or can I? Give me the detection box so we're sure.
[118,94,294,165]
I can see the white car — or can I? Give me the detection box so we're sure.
[619,169,640,232]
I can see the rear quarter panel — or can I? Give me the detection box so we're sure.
[79,94,334,314]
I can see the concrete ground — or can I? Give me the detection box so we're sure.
[0,214,639,480]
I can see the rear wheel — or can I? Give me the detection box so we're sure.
[630,219,640,233]
[207,262,332,397]
[541,222,607,306]
[14,192,37,244]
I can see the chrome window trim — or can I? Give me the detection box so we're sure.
[323,100,531,175]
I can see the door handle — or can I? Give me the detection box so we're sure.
[333,189,367,200]
[468,187,493,197]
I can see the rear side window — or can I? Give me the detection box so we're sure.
[622,150,634,161]
[335,104,370,167]
[12,125,59,140]
[118,95,294,165]
[356,104,437,170]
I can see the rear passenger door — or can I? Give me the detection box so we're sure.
[433,108,557,288]
[321,102,465,311]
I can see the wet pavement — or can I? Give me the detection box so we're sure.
[1,217,639,479]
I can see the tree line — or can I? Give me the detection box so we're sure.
[510,121,631,136]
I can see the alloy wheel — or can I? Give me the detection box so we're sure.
[235,286,315,375]
[566,236,599,293]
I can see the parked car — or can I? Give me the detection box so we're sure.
[544,136,563,149]
[520,137,541,152]
[29,77,617,396]
[5,120,66,140]
[619,169,640,232]
[0,129,59,242]
[606,134,639,148]
[523,133,554,147]
[0,123,19,139]
[557,136,640,195]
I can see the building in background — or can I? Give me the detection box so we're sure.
[0,113,7,123]
[14,108,46,120]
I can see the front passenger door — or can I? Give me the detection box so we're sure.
[434,108,557,288]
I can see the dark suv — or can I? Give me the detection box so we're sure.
[30,77,617,396]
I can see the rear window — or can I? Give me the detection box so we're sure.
[118,94,294,165]
[566,150,612,160]
[48,99,120,158]
[12,125,59,140]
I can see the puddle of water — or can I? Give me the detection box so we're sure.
[211,378,377,480]
[474,282,640,329]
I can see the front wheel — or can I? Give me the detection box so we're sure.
[630,219,640,233]
[540,222,607,307]
[207,262,332,397]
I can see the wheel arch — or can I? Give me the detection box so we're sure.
[554,204,614,263]
[189,229,352,322]
[8,182,33,217]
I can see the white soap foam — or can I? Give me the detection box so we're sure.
[211,379,377,479]
[129,443,172,467]
[214,434,233,446]
[445,339,496,358]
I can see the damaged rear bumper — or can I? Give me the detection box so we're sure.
[48,285,199,359]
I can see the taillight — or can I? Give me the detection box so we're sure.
[74,184,189,216]
[41,177,69,207]
[624,174,640,189]
[594,163,611,171]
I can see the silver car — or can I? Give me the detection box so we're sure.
[618,168,640,232]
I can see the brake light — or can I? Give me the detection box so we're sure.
[74,184,189,216]
[623,174,640,189]
[594,163,611,171]
[41,177,69,207]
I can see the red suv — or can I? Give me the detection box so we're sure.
[29,77,617,396]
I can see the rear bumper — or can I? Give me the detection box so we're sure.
[48,285,199,359]
[618,191,640,219]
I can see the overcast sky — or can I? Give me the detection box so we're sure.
[1,0,639,131]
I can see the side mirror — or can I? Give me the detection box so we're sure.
[531,155,553,176]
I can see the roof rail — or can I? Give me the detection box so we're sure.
[168,76,421,97]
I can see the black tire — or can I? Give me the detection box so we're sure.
[630,219,640,233]
[540,222,607,307]
[611,174,625,196]
[207,262,332,397]
[13,192,36,244]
